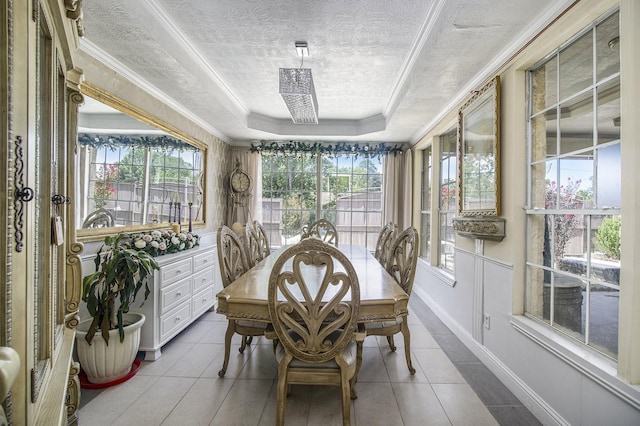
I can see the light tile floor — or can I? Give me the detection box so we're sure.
[79,298,540,425]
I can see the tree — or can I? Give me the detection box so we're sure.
[93,164,117,208]
[116,148,195,184]
[596,216,621,260]
[544,177,591,261]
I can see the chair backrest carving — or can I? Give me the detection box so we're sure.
[268,238,359,363]
[245,224,262,268]
[217,225,250,288]
[386,227,419,296]
[301,219,338,246]
[253,220,271,261]
[374,222,397,268]
[82,208,115,228]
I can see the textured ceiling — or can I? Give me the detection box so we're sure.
[79,0,574,145]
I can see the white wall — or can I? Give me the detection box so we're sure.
[411,0,640,423]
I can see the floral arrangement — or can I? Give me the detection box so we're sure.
[128,229,200,257]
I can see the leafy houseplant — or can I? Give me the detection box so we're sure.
[596,216,621,260]
[82,233,160,345]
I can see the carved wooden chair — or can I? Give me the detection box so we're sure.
[374,222,397,268]
[364,227,419,375]
[267,238,363,426]
[301,218,338,245]
[82,208,115,228]
[244,224,262,268]
[216,225,267,377]
[253,220,271,261]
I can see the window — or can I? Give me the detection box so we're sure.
[439,129,457,272]
[526,11,620,359]
[261,154,383,250]
[420,146,432,260]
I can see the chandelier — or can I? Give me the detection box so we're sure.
[279,42,318,124]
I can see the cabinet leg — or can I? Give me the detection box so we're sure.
[144,349,162,361]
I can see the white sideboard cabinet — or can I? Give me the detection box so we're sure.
[136,245,218,360]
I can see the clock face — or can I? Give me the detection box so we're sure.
[231,171,250,193]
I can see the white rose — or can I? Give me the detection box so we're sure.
[151,230,162,238]
[150,240,159,248]
[134,239,146,249]
[171,236,180,245]
[178,232,187,241]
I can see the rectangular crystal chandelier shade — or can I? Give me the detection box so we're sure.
[279,68,319,124]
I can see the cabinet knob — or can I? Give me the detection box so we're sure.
[202,298,207,303]
[176,316,181,321]
[176,292,182,297]
[176,270,182,274]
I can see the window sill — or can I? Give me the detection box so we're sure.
[418,258,456,287]
[511,315,640,410]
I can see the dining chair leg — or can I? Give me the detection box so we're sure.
[239,336,248,353]
[341,369,352,425]
[218,320,236,377]
[400,319,416,375]
[276,357,291,426]
[386,335,396,351]
[350,340,363,400]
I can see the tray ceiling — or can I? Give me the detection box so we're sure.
[79,0,574,145]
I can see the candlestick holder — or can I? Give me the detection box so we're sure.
[188,202,193,232]
[168,201,173,223]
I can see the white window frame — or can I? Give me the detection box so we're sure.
[260,153,384,250]
[524,9,621,361]
[439,128,457,273]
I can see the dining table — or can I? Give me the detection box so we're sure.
[216,243,409,326]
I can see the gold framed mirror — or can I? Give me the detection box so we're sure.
[457,76,501,217]
[76,83,207,240]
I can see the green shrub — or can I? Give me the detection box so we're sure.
[596,216,621,260]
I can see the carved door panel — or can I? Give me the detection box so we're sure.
[3,2,83,424]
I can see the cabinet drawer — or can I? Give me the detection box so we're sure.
[161,257,193,286]
[160,278,191,313]
[192,287,215,318]
[160,302,191,341]
[192,266,214,294]
[193,250,215,273]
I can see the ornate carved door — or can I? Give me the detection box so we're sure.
[2,1,83,424]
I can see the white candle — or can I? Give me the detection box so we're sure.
[184,177,189,204]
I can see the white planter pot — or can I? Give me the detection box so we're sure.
[76,313,145,384]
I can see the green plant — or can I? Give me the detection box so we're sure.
[82,233,159,345]
[596,216,621,260]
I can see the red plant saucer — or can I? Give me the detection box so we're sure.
[79,358,142,389]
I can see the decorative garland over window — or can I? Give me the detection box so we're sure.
[78,133,197,151]
[250,140,405,159]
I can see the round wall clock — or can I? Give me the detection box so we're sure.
[230,169,251,194]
